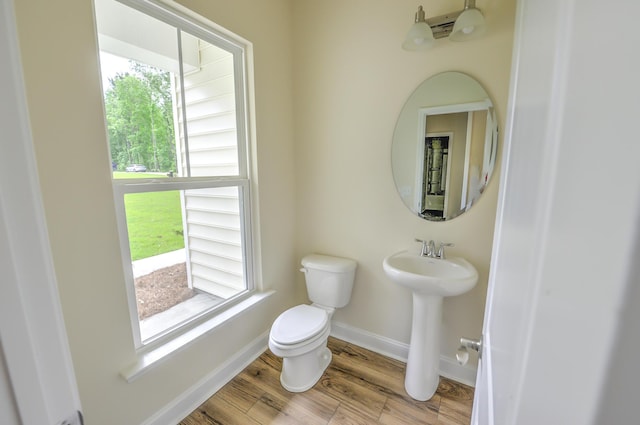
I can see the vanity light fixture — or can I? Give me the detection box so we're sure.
[402,0,486,50]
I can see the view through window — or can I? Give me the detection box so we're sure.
[95,0,253,346]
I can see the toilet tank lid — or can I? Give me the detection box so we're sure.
[301,254,357,272]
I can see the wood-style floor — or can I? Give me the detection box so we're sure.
[180,337,474,425]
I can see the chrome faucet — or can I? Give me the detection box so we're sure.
[415,239,454,259]
[415,238,436,257]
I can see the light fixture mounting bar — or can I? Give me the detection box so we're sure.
[426,11,463,39]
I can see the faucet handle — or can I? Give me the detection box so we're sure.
[415,238,429,256]
[437,242,454,259]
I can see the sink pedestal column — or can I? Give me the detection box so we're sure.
[405,293,443,401]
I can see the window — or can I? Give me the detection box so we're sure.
[95,0,254,348]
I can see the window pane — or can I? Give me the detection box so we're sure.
[123,186,246,343]
[97,0,240,178]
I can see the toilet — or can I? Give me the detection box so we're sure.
[268,254,357,392]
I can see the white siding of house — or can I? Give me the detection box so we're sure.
[174,39,244,298]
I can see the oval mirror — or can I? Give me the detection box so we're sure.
[391,72,498,221]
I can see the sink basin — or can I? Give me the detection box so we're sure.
[383,250,478,401]
[383,250,478,296]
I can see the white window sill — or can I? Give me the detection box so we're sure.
[120,290,274,382]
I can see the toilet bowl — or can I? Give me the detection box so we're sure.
[268,254,357,392]
[269,304,332,392]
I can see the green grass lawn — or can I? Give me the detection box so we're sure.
[114,172,185,261]
[113,171,165,179]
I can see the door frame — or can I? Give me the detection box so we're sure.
[0,0,82,423]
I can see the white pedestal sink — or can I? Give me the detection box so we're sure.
[383,250,478,400]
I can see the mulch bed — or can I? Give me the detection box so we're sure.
[134,262,195,320]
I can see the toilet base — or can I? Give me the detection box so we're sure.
[280,345,332,392]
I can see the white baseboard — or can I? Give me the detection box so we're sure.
[330,321,477,387]
[141,331,269,425]
[330,320,409,362]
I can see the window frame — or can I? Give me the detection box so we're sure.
[103,0,255,351]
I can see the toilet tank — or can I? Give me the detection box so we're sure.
[301,254,357,308]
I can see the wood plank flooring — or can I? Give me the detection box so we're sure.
[180,337,474,425]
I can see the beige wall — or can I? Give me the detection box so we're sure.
[14,0,296,423]
[292,0,515,362]
[13,0,514,423]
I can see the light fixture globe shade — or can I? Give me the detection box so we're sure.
[402,22,435,50]
[450,8,486,41]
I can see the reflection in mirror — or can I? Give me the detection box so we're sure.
[391,72,498,221]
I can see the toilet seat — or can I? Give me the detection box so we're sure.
[270,304,329,345]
